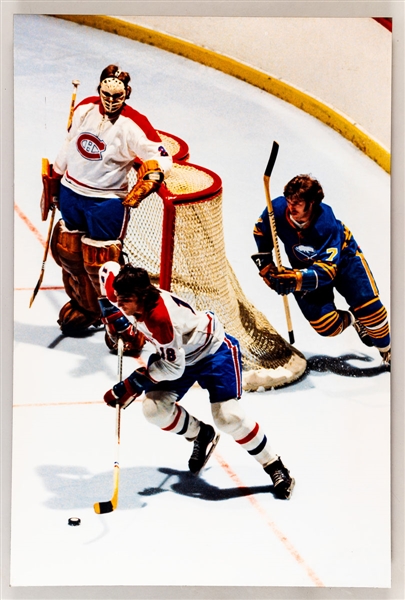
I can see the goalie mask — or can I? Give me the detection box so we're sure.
[99,76,127,114]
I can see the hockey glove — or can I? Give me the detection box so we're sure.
[41,163,62,221]
[122,159,164,208]
[98,297,146,355]
[267,267,318,295]
[99,261,121,302]
[251,252,278,286]
[104,374,145,409]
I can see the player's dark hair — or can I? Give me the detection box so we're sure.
[284,175,324,210]
[113,264,160,311]
[97,64,132,99]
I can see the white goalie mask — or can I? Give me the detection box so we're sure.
[99,77,126,114]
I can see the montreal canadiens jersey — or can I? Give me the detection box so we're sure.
[253,196,361,288]
[132,290,225,383]
[53,96,173,198]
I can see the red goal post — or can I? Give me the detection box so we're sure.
[122,132,306,391]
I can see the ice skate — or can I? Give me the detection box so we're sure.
[264,457,295,500]
[352,318,374,347]
[188,422,220,476]
[379,348,391,367]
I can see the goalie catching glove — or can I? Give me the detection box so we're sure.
[122,159,164,208]
[251,252,317,295]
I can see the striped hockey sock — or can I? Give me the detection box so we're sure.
[234,421,276,466]
[161,403,200,439]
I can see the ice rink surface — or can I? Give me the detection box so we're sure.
[12,15,391,589]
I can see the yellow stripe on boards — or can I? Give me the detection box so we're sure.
[53,14,391,174]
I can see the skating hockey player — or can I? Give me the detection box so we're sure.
[252,174,391,366]
[99,262,295,500]
[45,64,172,336]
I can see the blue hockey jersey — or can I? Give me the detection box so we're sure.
[253,196,361,288]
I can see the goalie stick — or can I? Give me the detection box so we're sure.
[29,159,57,308]
[94,337,124,515]
[67,79,80,131]
[263,141,295,345]
[30,80,80,307]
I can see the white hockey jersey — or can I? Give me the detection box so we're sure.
[132,290,225,383]
[53,96,172,198]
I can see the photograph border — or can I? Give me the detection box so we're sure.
[2,1,404,599]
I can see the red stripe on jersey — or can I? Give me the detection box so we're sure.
[236,422,260,445]
[162,404,181,431]
[224,335,242,398]
[144,296,174,344]
[120,105,163,142]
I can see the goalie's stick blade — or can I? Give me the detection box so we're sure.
[264,141,279,178]
[94,500,114,514]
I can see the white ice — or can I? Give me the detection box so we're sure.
[11,15,391,589]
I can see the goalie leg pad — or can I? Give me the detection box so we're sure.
[82,237,122,297]
[51,220,101,322]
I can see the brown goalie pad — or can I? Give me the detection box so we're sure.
[51,220,100,319]
[81,237,123,296]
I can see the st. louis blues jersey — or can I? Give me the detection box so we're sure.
[253,197,361,288]
[131,290,225,384]
[53,96,172,198]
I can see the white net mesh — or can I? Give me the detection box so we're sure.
[123,148,306,389]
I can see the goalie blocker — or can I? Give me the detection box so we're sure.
[40,158,62,221]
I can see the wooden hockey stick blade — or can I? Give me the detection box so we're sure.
[29,271,45,308]
[29,206,56,307]
[264,141,279,178]
[94,462,120,514]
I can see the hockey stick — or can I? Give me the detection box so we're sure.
[30,80,80,307]
[94,337,124,514]
[29,201,56,308]
[263,142,295,344]
[67,79,80,131]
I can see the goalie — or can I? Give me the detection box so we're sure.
[252,174,391,366]
[97,262,295,500]
[43,64,172,336]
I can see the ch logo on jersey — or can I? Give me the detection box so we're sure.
[292,244,318,262]
[77,132,106,161]
[158,145,169,157]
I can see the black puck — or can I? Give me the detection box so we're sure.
[68,517,81,526]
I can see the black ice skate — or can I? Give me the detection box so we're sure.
[352,318,374,347]
[188,422,220,476]
[264,457,295,500]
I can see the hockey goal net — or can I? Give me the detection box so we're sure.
[123,132,306,391]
